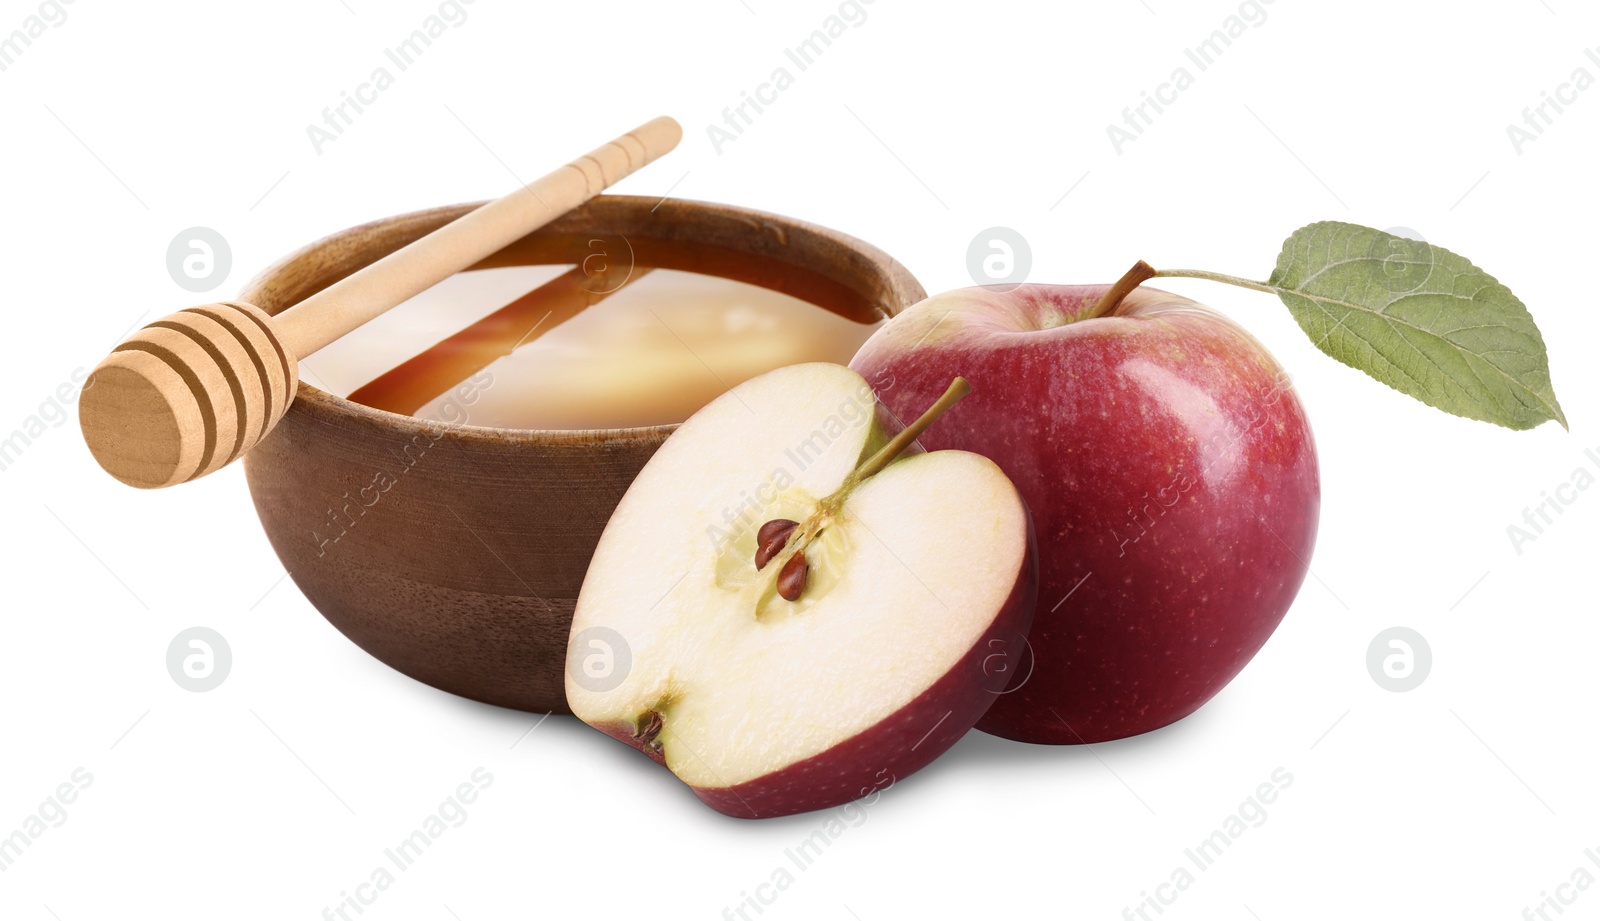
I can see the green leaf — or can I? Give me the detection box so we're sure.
[1267,221,1566,431]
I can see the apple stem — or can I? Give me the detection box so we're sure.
[775,378,970,605]
[1087,260,1158,318]
[1152,267,1278,295]
[851,377,971,483]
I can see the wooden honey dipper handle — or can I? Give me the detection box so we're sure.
[80,116,682,489]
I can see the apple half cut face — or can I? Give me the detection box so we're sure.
[565,363,1035,819]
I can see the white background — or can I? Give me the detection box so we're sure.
[2,2,1597,919]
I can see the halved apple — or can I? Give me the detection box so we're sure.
[565,363,1035,819]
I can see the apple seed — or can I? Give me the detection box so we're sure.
[777,551,808,602]
[754,518,800,570]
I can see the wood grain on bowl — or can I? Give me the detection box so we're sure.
[238,195,924,713]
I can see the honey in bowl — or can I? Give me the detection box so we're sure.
[304,264,884,429]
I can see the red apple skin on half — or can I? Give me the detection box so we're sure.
[692,530,1036,819]
[850,284,1319,744]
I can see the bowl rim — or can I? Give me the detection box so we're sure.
[236,194,924,447]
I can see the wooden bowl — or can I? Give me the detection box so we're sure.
[240,195,925,714]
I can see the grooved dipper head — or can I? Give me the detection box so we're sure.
[80,301,298,488]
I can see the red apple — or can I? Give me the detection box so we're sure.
[850,283,1318,743]
[566,363,1036,816]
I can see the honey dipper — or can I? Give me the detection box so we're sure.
[80,116,682,489]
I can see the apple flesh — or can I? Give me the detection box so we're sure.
[565,363,1036,817]
[850,284,1318,744]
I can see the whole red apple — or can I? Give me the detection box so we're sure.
[850,282,1319,743]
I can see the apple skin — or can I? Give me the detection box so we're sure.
[692,537,1036,819]
[850,284,1319,744]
